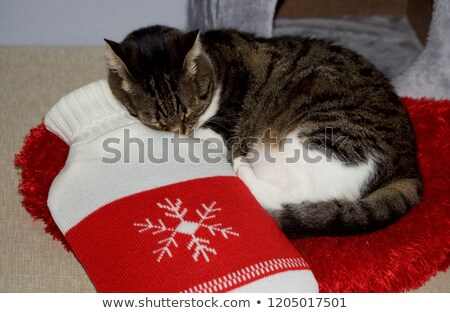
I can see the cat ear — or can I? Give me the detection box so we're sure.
[183,30,202,76]
[104,39,134,80]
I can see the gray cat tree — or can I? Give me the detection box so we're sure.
[189,0,450,100]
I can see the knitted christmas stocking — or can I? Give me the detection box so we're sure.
[45,80,317,293]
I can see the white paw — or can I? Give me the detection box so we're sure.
[233,157,280,210]
[232,157,253,179]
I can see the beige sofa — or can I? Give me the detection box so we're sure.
[1,46,448,292]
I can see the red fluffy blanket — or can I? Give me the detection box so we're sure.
[15,97,450,292]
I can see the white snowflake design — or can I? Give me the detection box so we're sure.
[133,198,239,262]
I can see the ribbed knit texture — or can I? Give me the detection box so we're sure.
[45,80,235,233]
[44,80,318,293]
[45,80,137,144]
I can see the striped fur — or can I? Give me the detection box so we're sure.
[105,26,422,238]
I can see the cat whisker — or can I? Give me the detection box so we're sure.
[199,119,227,131]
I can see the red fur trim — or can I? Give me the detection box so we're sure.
[292,97,450,292]
[14,98,450,292]
[14,122,70,251]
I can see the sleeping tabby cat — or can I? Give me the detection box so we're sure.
[104,25,422,238]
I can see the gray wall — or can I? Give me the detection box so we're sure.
[0,0,189,45]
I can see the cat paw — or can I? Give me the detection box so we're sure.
[232,157,253,179]
[233,157,285,211]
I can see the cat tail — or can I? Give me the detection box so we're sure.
[271,178,422,238]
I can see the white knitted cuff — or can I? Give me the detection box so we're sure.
[45,80,137,145]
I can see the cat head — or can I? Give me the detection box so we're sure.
[105,25,218,134]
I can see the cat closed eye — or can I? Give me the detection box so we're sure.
[198,93,209,101]
[198,82,212,100]
[137,111,158,122]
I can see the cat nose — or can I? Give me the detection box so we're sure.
[168,125,180,133]
[168,124,189,135]
[179,125,190,135]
